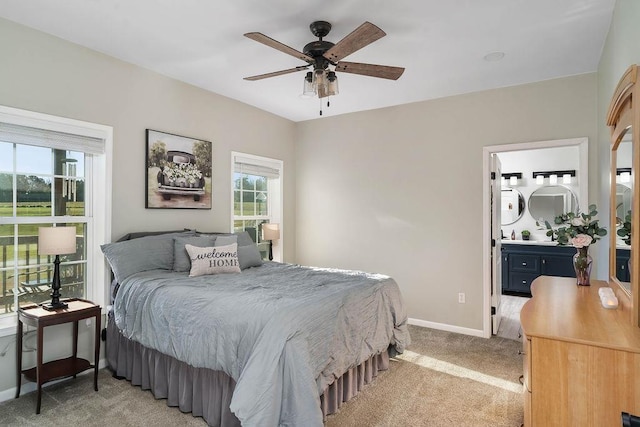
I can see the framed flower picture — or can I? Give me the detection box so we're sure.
[145,129,212,209]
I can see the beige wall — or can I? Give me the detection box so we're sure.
[295,74,598,331]
[0,18,296,397]
[0,17,296,247]
[596,0,640,275]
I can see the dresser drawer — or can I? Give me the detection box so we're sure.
[509,273,538,293]
[511,254,539,273]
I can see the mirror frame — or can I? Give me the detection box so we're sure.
[607,64,640,327]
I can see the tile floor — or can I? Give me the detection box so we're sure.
[496,294,530,341]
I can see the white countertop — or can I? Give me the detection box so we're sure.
[501,239,558,246]
[502,239,632,250]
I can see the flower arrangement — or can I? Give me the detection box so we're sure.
[163,163,202,186]
[545,204,607,247]
[617,210,632,246]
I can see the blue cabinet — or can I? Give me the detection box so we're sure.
[616,249,631,282]
[501,243,577,295]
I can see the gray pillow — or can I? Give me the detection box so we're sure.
[235,231,255,246]
[173,235,217,272]
[215,235,237,246]
[215,232,263,270]
[237,244,263,270]
[101,232,191,283]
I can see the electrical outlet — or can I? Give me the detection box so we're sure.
[458,293,466,304]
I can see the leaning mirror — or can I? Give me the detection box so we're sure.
[606,63,639,327]
[501,187,525,225]
[613,133,633,293]
[527,185,578,225]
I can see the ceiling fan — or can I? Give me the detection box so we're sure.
[243,21,404,109]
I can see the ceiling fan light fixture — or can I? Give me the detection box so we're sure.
[313,69,327,93]
[327,71,339,96]
[301,71,315,97]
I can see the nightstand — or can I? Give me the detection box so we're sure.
[15,298,101,414]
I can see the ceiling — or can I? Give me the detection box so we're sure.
[0,0,615,122]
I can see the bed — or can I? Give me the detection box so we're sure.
[103,230,410,426]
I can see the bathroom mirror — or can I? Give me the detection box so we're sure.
[500,187,525,225]
[607,64,639,327]
[616,183,633,221]
[527,185,578,225]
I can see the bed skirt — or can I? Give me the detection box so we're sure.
[106,312,389,426]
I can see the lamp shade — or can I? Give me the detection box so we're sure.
[262,223,280,241]
[38,226,76,255]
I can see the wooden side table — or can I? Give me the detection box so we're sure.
[15,298,101,414]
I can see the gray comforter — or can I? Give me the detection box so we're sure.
[113,262,410,426]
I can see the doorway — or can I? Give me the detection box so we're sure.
[481,137,589,338]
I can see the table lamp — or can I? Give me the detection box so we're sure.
[261,223,280,261]
[38,226,76,310]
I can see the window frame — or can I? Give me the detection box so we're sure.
[0,105,112,336]
[230,152,283,261]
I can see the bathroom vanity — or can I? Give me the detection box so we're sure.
[501,242,576,295]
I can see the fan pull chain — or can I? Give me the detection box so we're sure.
[318,97,332,116]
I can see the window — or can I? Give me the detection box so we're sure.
[0,106,112,331]
[232,152,282,261]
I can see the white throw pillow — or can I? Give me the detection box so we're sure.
[185,243,241,276]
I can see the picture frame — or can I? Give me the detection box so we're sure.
[145,129,212,209]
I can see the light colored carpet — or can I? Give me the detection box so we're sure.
[1,325,524,426]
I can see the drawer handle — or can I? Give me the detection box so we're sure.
[522,262,527,266]
[518,350,526,355]
[518,374,524,385]
[522,280,527,284]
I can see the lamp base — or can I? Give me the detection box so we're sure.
[41,300,68,311]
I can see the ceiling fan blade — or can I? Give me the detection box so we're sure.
[244,32,315,64]
[335,61,405,80]
[244,65,310,81]
[323,22,386,63]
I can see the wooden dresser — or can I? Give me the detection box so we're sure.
[520,276,640,426]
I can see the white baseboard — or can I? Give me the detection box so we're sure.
[408,318,486,338]
[0,357,108,404]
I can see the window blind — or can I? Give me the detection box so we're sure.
[234,155,280,179]
[0,122,105,155]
